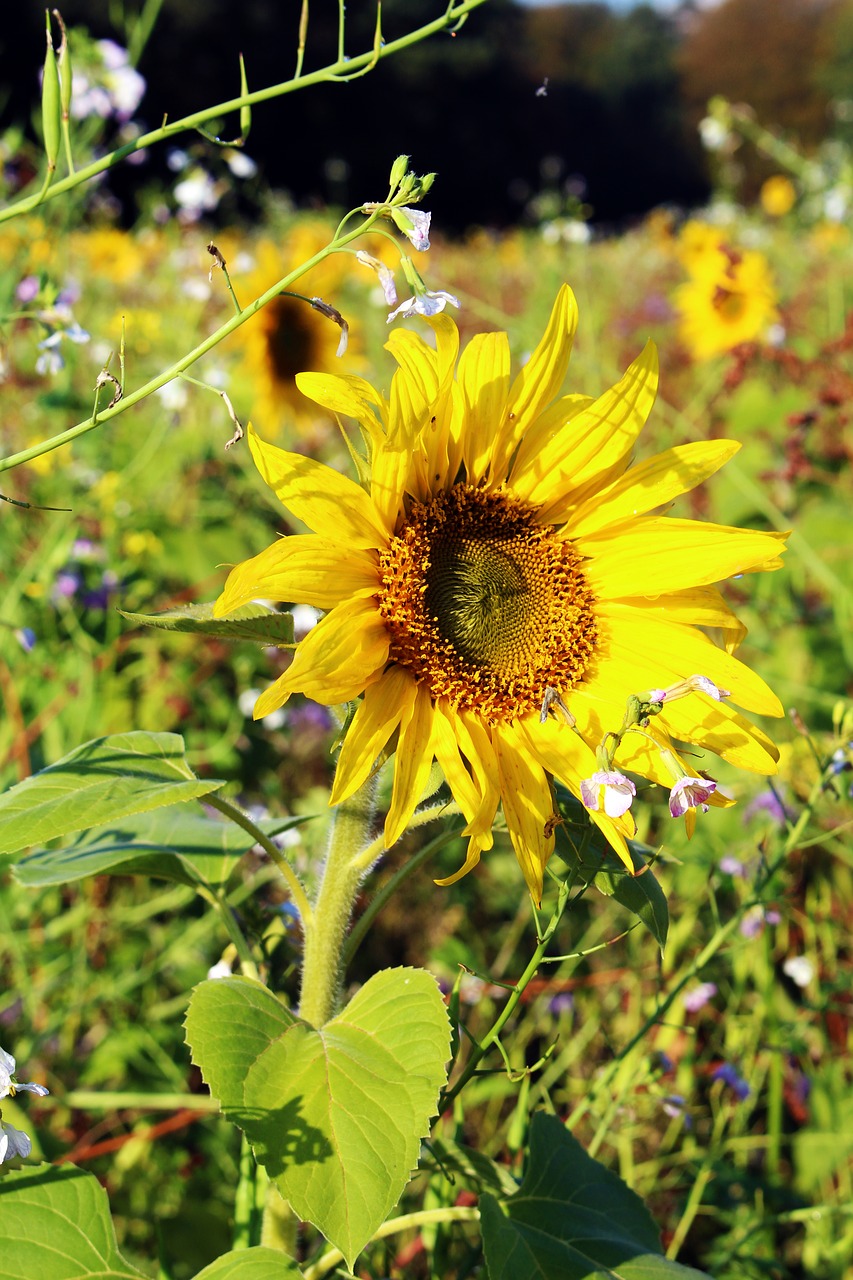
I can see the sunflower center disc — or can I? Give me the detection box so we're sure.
[378,483,599,722]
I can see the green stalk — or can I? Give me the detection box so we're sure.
[440,879,572,1110]
[299,775,378,1028]
[0,0,490,228]
[0,215,380,475]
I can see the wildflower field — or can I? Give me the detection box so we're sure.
[1,5,852,1280]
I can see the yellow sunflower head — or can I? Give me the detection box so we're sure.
[215,286,787,902]
[230,227,363,440]
[674,236,779,361]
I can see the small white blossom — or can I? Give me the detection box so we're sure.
[646,675,731,705]
[699,116,730,152]
[669,776,717,818]
[0,1046,49,1099]
[355,251,398,306]
[580,770,636,818]
[207,959,233,981]
[387,290,460,323]
[782,955,815,988]
[0,1121,32,1163]
[396,207,431,251]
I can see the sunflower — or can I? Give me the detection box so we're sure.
[215,286,786,901]
[227,230,353,439]
[673,223,779,360]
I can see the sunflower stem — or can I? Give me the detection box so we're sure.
[299,774,378,1027]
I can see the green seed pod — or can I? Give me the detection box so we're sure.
[41,10,61,169]
[53,9,72,122]
[239,53,251,142]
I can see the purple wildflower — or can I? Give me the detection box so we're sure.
[711,1062,750,1100]
[683,982,718,1013]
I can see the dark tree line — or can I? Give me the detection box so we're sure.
[1,0,849,230]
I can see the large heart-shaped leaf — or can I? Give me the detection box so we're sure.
[480,1113,709,1280]
[189,967,450,1272]
[185,975,298,1117]
[0,732,224,857]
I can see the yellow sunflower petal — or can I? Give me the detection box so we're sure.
[331,666,417,805]
[278,596,389,704]
[386,327,438,442]
[599,603,783,715]
[247,426,388,548]
[253,673,293,719]
[611,585,748,654]
[660,696,780,773]
[566,440,742,537]
[433,840,486,887]
[580,518,788,598]
[491,284,579,478]
[385,684,437,846]
[519,716,634,841]
[414,315,461,502]
[493,720,555,905]
[457,330,511,482]
[295,371,387,447]
[510,341,658,517]
[214,536,378,615]
[509,393,594,482]
[433,705,483,827]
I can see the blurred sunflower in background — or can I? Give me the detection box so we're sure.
[229,224,366,440]
[215,286,787,902]
[673,220,779,359]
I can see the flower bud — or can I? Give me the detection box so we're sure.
[388,154,410,190]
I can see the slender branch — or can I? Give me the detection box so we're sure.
[0,210,381,474]
[204,793,313,928]
[0,0,490,226]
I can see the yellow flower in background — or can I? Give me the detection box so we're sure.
[230,227,362,439]
[215,287,786,901]
[70,226,160,284]
[675,219,726,277]
[760,175,796,219]
[674,223,778,360]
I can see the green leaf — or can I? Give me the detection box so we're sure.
[552,785,668,950]
[193,1246,303,1279]
[13,807,306,889]
[119,601,295,646]
[185,975,298,1114]
[480,1113,709,1280]
[190,967,450,1271]
[0,1163,148,1278]
[0,732,225,857]
[596,857,669,953]
[246,968,450,1270]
